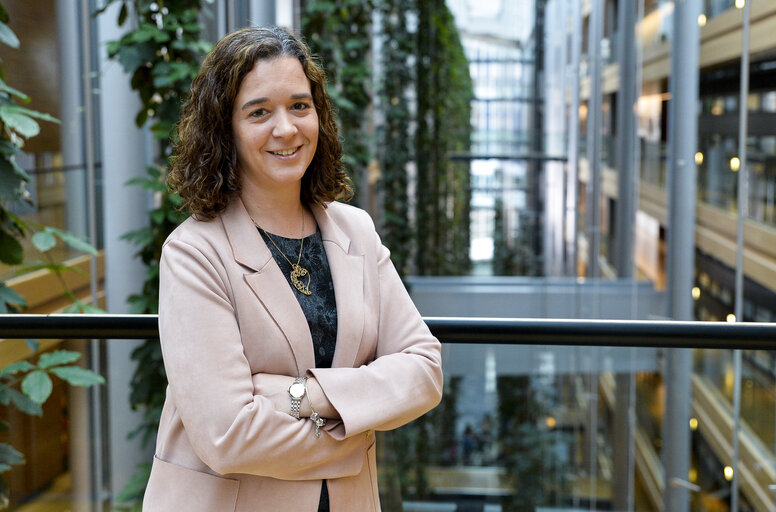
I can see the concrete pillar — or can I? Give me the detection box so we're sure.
[663,1,701,511]
[96,1,154,502]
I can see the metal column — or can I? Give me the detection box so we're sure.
[663,1,702,511]
[585,0,603,278]
[731,2,752,511]
[565,0,581,278]
[612,2,638,506]
[614,0,637,278]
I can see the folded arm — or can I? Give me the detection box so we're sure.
[159,239,367,480]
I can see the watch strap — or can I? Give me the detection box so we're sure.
[289,376,306,419]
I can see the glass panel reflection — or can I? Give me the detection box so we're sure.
[379,344,776,512]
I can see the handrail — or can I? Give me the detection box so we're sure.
[1,314,775,350]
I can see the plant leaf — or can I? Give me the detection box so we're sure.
[25,339,39,353]
[48,227,98,255]
[21,370,52,404]
[0,21,19,49]
[0,104,38,138]
[0,81,28,102]
[0,230,24,265]
[50,366,105,387]
[0,157,25,200]
[31,230,56,252]
[0,443,24,466]
[8,105,58,123]
[0,361,34,377]
[63,300,105,314]
[118,3,128,25]
[114,463,152,503]
[8,156,30,180]
[7,388,42,416]
[38,350,81,369]
[0,283,25,308]
[79,303,106,314]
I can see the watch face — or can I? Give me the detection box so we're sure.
[289,382,305,399]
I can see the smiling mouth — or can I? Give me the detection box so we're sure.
[268,147,300,156]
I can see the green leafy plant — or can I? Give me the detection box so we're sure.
[302,0,374,201]
[498,375,568,510]
[376,0,413,277]
[0,349,105,503]
[0,3,105,507]
[414,0,473,276]
[95,0,211,504]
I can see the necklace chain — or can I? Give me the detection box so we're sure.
[250,213,313,296]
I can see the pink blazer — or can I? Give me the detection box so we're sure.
[142,198,443,511]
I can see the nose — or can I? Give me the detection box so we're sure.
[272,110,298,138]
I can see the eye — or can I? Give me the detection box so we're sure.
[249,108,268,118]
[292,101,312,111]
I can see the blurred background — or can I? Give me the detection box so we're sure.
[0,0,775,510]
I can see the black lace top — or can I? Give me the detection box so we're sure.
[258,227,336,512]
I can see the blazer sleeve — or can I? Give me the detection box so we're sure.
[308,212,444,440]
[158,238,369,479]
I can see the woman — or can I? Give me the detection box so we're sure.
[142,26,443,512]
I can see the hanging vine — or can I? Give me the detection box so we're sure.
[376,0,412,276]
[301,0,374,203]
[415,0,473,276]
[96,0,211,504]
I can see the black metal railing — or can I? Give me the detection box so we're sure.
[2,314,775,350]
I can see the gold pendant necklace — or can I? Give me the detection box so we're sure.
[252,213,312,296]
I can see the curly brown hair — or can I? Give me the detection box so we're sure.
[168,26,352,219]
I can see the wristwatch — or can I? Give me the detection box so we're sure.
[288,377,307,419]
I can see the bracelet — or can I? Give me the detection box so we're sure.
[304,380,326,438]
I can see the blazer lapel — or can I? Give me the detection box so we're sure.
[313,204,365,369]
[221,198,315,374]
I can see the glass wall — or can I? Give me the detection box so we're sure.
[382,342,776,511]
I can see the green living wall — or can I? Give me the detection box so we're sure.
[413,0,473,276]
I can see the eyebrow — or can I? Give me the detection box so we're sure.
[240,93,313,111]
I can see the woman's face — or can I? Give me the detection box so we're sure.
[231,56,319,196]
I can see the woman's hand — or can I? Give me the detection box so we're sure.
[252,373,340,420]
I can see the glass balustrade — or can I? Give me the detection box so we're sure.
[3,333,775,512]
